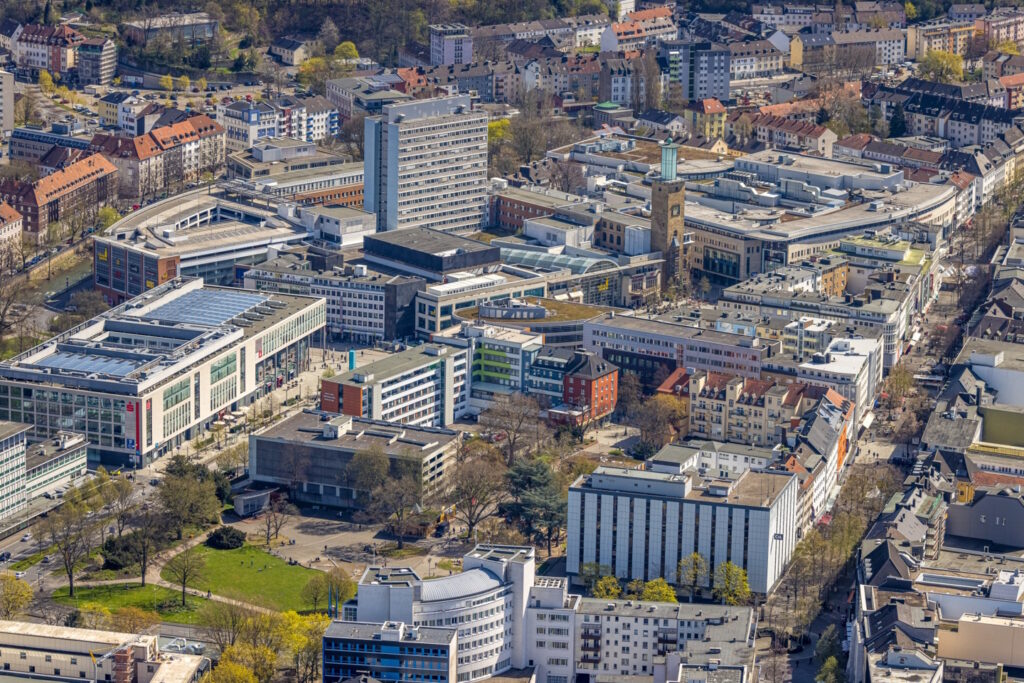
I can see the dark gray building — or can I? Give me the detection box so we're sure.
[947,487,1024,549]
[362,227,500,280]
[244,252,426,342]
[248,413,459,509]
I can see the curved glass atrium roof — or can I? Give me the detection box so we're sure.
[500,248,618,275]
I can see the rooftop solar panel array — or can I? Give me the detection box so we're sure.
[35,352,147,377]
[142,289,268,327]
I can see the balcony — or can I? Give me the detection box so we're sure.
[580,655,601,664]
[581,642,601,651]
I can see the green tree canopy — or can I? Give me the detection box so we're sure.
[918,50,963,83]
[712,561,751,606]
[592,575,621,599]
[640,578,677,603]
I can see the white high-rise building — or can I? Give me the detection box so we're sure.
[0,69,13,138]
[567,466,799,595]
[364,94,488,233]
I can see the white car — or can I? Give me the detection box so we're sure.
[14,572,25,579]
[20,534,29,542]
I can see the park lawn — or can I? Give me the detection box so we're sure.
[164,544,318,612]
[52,584,206,624]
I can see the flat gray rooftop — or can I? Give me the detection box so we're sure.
[324,620,455,645]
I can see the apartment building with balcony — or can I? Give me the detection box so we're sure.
[688,371,805,447]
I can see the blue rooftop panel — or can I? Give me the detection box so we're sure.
[143,289,268,327]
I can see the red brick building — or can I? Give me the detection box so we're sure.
[0,153,118,241]
[541,349,619,425]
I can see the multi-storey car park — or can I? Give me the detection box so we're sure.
[0,278,324,468]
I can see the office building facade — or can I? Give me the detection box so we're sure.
[567,466,799,594]
[364,95,488,233]
[0,278,324,467]
[323,621,457,683]
[321,344,469,427]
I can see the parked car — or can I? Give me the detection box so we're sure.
[0,552,11,562]
[14,572,25,579]
[20,533,30,542]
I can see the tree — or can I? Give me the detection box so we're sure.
[318,18,341,53]
[713,561,751,606]
[160,475,220,539]
[38,70,54,93]
[479,393,542,465]
[904,1,917,20]
[884,364,915,405]
[334,41,358,60]
[0,575,32,619]
[502,458,558,545]
[43,221,61,280]
[97,206,121,231]
[641,50,661,111]
[593,575,622,599]
[159,73,174,91]
[164,544,206,606]
[132,504,168,586]
[816,656,845,683]
[199,599,259,652]
[43,501,94,598]
[816,623,841,665]
[109,478,137,537]
[261,497,296,545]
[918,50,963,84]
[448,457,508,538]
[110,606,161,632]
[177,75,191,92]
[301,574,328,612]
[888,103,907,138]
[368,473,421,548]
[205,659,258,683]
[579,562,611,592]
[640,578,677,603]
[348,446,389,497]
[325,567,357,606]
[636,394,685,452]
[207,526,246,549]
[678,552,709,602]
[77,602,111,629]
[625,578,645,599]
[996,40,1020,56]
[281,611,330,683]
[616,371,642,419]
[221,643,276,683]
[197,77,208,92]
[520,484,565,554]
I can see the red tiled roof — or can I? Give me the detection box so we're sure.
[0,201,21,225]
[782,383,808,407]
[656,368,690,396]
[628,5,673,21]
[837,133,874,150]
[30,154,117,205]
[693,98,726,114]
[1000,72,1024,88]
